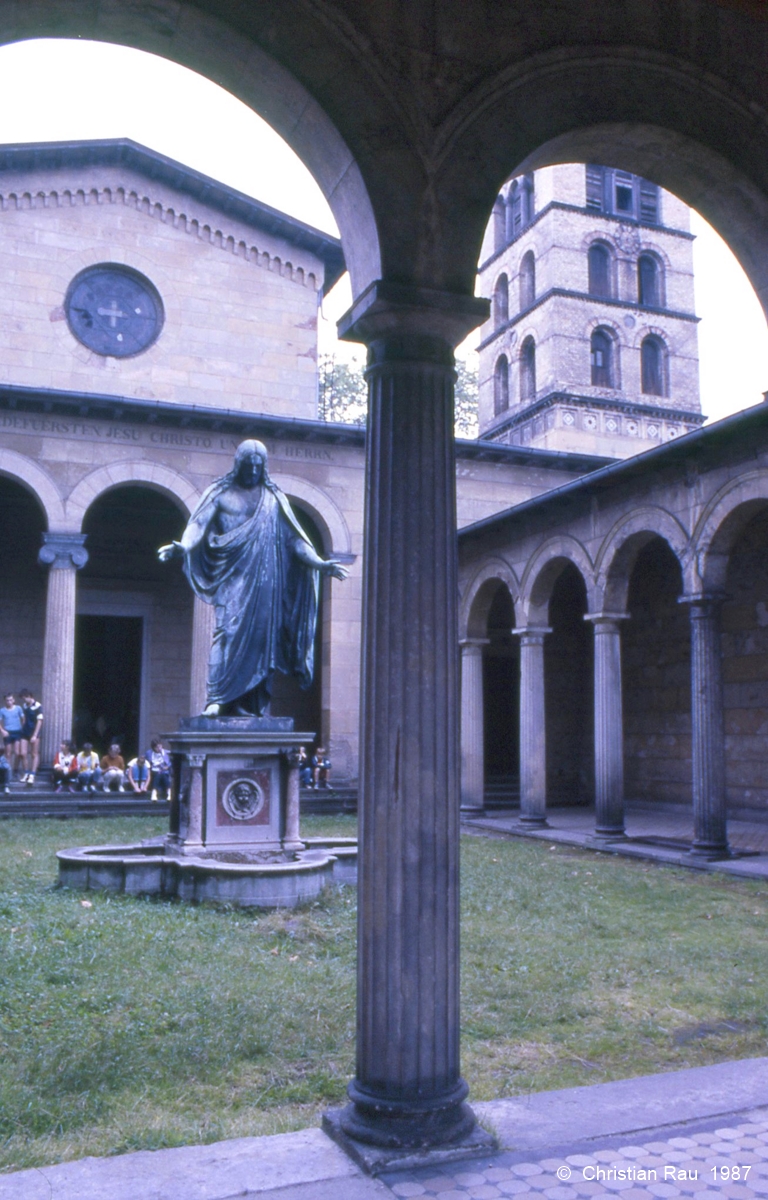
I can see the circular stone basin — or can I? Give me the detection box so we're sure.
[57,837,357,908]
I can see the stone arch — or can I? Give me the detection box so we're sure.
[269,472,353,557]
[460,558,519,639]
[2,16,380,297]
[692,470,768,592]
[0,447,65,530]
[66,461,201,531]
[519,536,594,625]
[596,507,689,611]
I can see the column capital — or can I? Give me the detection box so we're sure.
[513,626,551,644]
[678,592,726,615]
[187,752,206,769]
[459,637,490,651]
[338,280,489,351]
[38,532,88,570]
[585,611,630,627]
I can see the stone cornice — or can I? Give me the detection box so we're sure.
[0,382,612,474]
[0,138,345,295]
[478,199,694,275]
[483,391,705,441]
[478,289,698,352]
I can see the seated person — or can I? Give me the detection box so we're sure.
[126,752,150,795]
[0,693,25,781]
[100,742,126,792]
[147,738,171,801]
[76,742,102,792]
[312,746,332,789]
[52,740,78,792]
[0,750,10,794]
[297,745,313,788]
[19,689,43,786]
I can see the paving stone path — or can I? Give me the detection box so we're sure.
[382,1109,768,1200]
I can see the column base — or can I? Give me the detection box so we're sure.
[323,1092,495,1175]
[460,803,486,817]
[689,840,731,862]
[593,826,626,842]
[333,1078,478,1151]
[518,814,548,828]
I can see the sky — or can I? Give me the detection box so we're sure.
[0,37,765,423]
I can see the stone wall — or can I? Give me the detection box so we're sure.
[0,164,323,419]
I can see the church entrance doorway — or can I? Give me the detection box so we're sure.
[73,614,143,758]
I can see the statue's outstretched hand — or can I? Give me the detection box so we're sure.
[158,541,183,563]
[322,558,348,581]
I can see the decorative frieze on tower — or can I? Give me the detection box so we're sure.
[477,164,703,457]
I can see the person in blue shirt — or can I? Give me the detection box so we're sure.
[126,752,151,795]
[0,694,25,781]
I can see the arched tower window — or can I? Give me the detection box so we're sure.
[588,242,612,298]
[520,337,536,402]
[493,274,509,327]
[494,355,510,414]
[641,335,666,396]
[519,251,535,310]
[505,173,535,242]
[493,197,506,253]
[638,254,661,308]
[590,328,614,387]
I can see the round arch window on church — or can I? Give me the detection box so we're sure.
[65,264,164,358]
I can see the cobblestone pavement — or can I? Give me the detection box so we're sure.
[381,1109,768,1200]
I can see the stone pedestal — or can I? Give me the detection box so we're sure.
[514,627,550,827]
[166,716,312,859]
[38,533,88,763]
[681,594,730,860]
[460,639,488,814]
[587,612,629,840]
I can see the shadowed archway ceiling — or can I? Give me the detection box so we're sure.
[3,0,768,306]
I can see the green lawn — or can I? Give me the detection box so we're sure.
[0,816,766,1172]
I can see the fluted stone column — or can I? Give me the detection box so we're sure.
[514,627,550,826]
[38,533,88,763]
[190,595,215,714]
[681,594,730,860]
[460,639,488,814]
[587,613,629,840]
[331,283,490,1153]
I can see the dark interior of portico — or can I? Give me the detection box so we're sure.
[76,485,191,759]
[721,504,768,817]
[0,476,46,701]
[544,563,593,804]
[622,537,691,806]
[482,582,519,793]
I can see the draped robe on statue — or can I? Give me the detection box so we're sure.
[183,477,319,712]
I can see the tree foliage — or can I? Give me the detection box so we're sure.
[318,353,480,438]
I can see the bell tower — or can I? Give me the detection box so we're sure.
[477,164,703,457]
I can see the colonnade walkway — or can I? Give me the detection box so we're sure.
[1,1058,766,1199]
[463,804,768,880]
